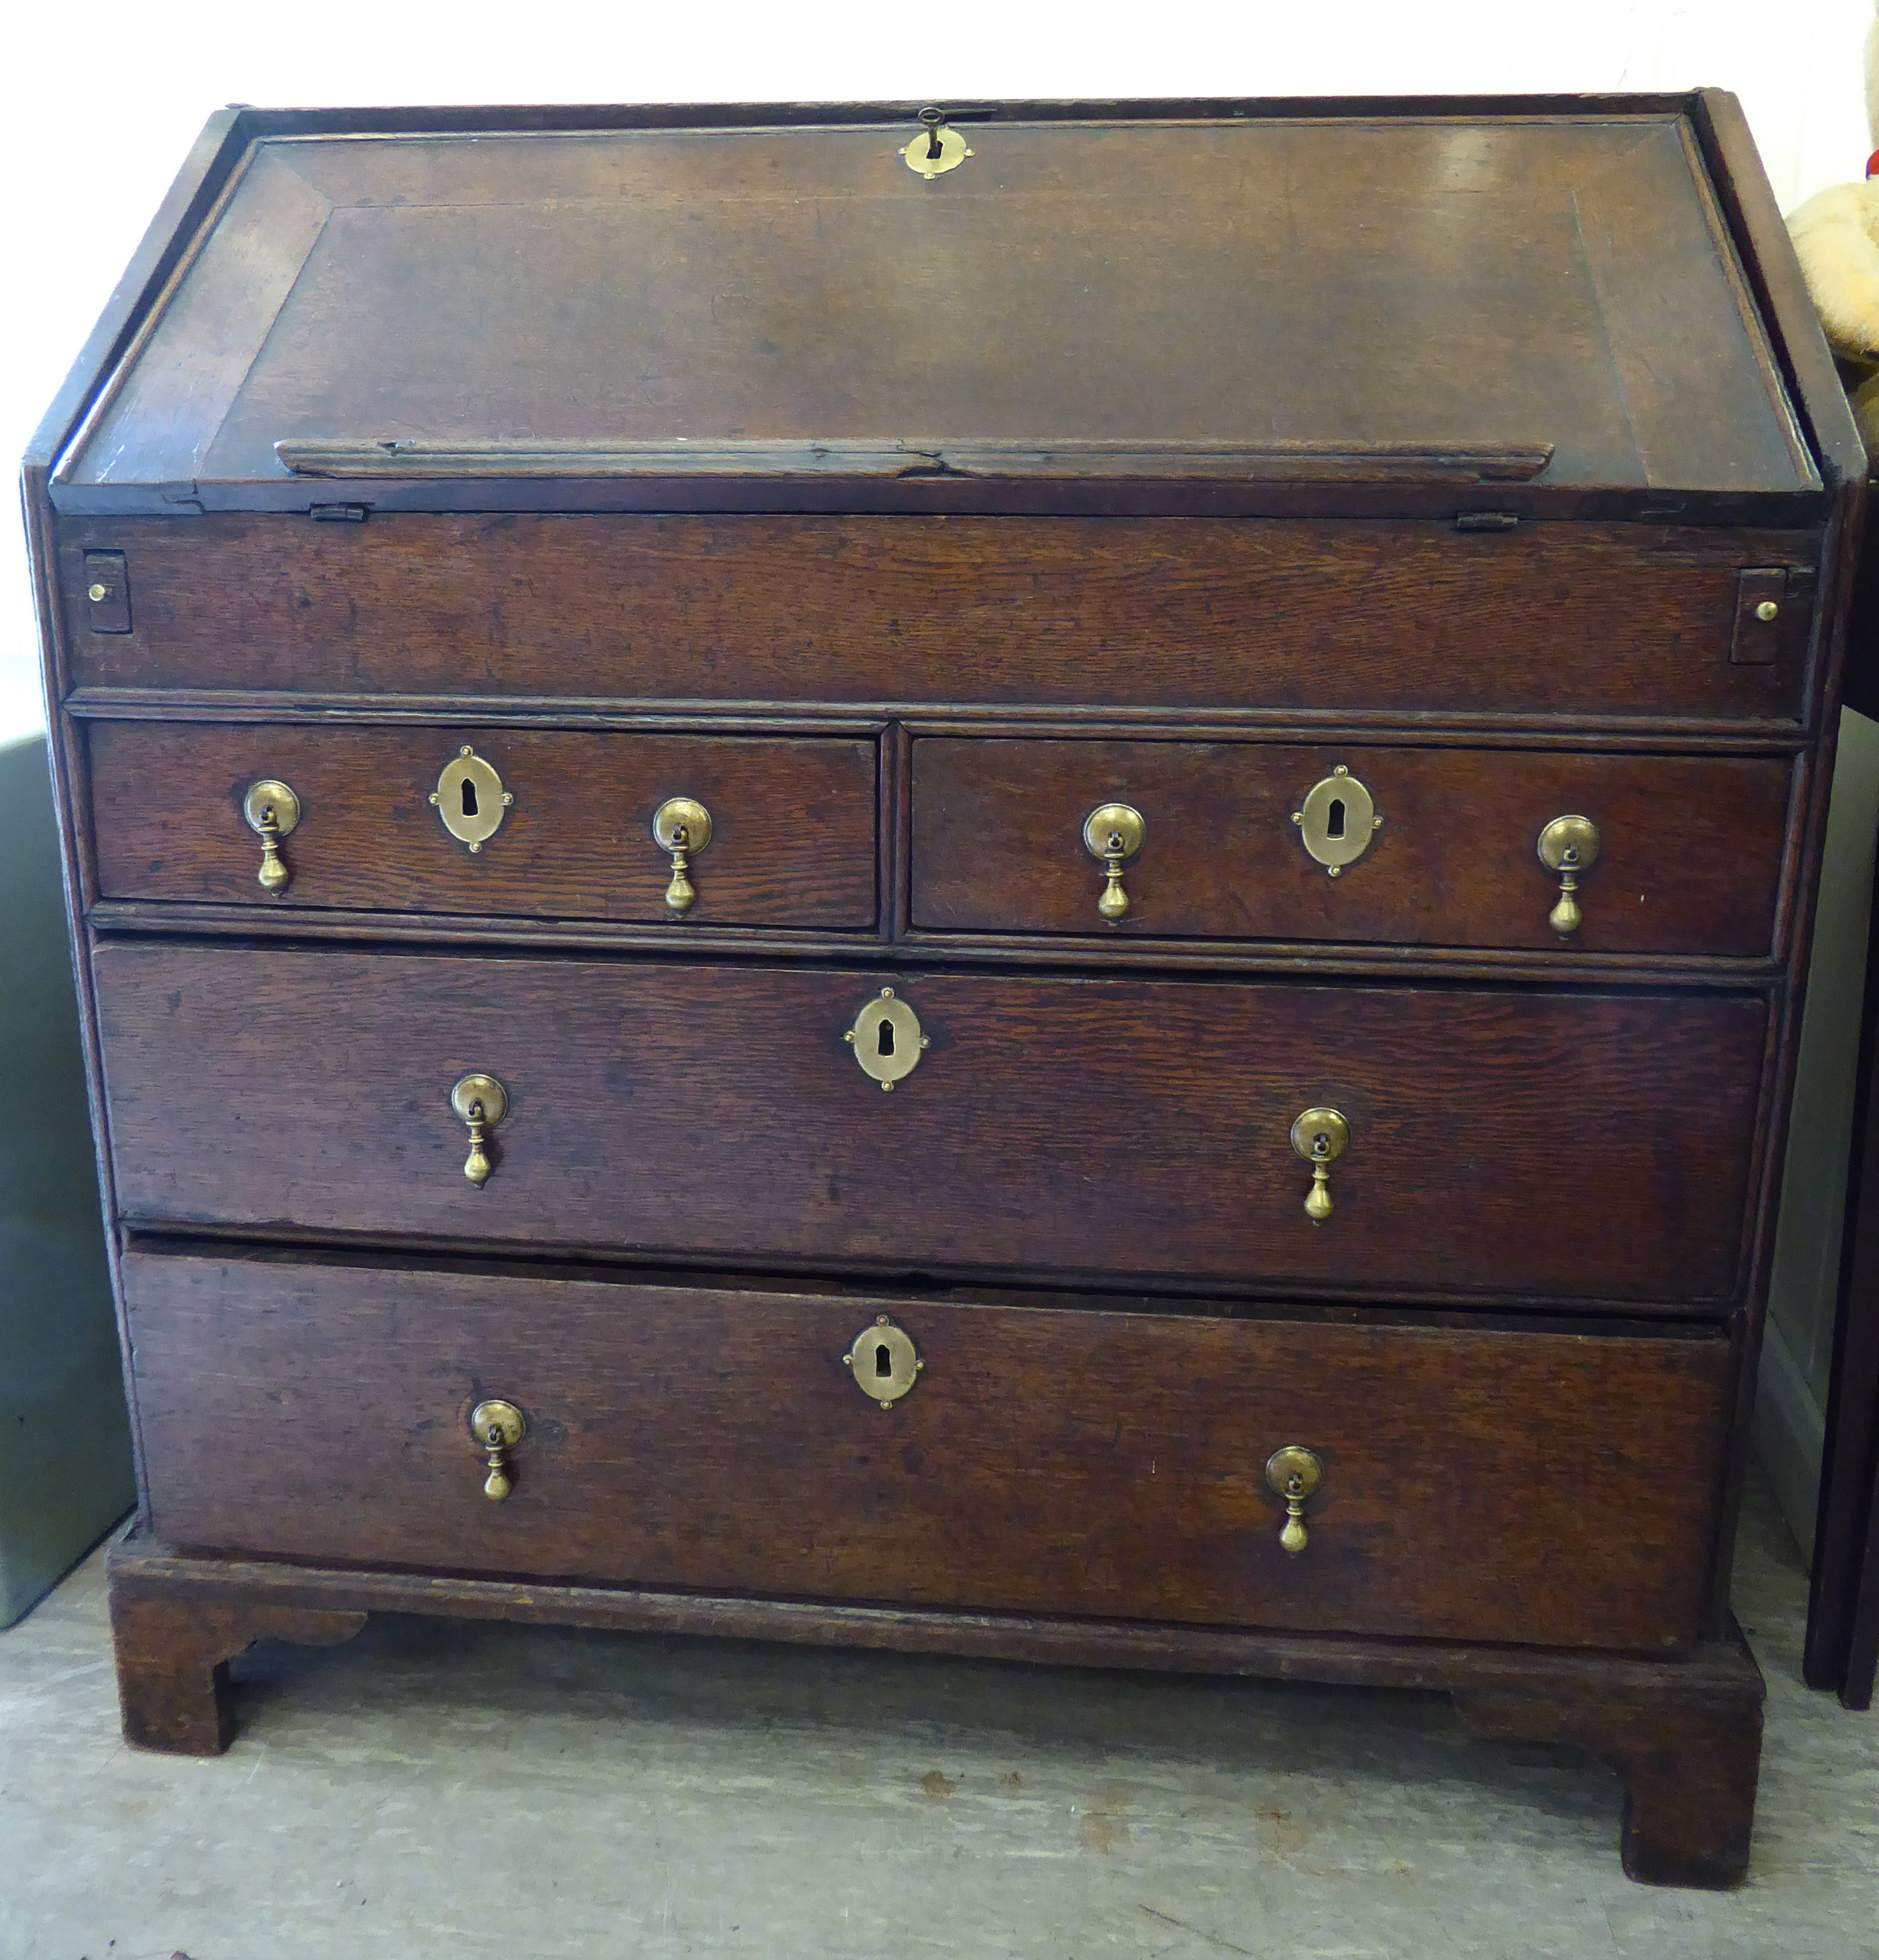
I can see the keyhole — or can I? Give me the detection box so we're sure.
[877,1019,896,1058]
[1325,798,1346,840]
[874,1341,893,1378]
[460,778,479,818]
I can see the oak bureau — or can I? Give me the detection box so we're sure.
[23,96,1865,1887]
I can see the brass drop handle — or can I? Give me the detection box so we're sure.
[1266,1445,1324,1555]
[450,1071,509,1185]
[1082,802,1146,923]
[1290,1106,1349,1223]
[470,1398,525,1500]
[651,797,713,914]
[242,780,301,894]
[1537,815,1601,937]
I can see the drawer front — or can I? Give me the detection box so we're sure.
[96,946,1766,1306]
[910,738,1795,957]
[87,723,877,930]
[124,1252,1732,1652]
[60,515,1813,724]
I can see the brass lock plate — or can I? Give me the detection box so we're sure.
[900,111,973,179]
[1293,768,1380,875]
[844,1316,923,1404]
[430,746,512,852]
[845,988,928,1089]
[242,779,301,839]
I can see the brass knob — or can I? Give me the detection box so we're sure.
[242,779,301,894]
[1290,1106,1348,1223]
[470,1398,525,1500]
[1536,815,1602,937]
[842,1314,924,1406]
[1082,802,1146,922]
[651,796,713,914]
[450,1071,509,1185]
[1265,1445,1324,1554]
[1755,599,1780,623]
[429,746,512,853]
[844,987,929,1090]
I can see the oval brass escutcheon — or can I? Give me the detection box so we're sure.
[844,988,929,1090]
[429,746,512,853]
[1293,767,1380,876]
[844,1316,923,1406]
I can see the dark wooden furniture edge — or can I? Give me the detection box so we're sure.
[1806,787,1879,1707]
[106,1529,1765,1885]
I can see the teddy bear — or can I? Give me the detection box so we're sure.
[1789,1,1879,451]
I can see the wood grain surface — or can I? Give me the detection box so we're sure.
[122,1249,1733,1651]
[57,515,1817,724]
[87,722,878,929]
[93,944,1766,1306]
[911,738,1796,956]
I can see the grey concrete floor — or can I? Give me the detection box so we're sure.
[1,1466,1875,1959]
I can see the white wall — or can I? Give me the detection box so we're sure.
[0,0,1870,733]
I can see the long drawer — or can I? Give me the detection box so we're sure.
[911,737,1795,956]
[60,514,1815,723]
[95,945,1766,1306]
[86,722,878,930]
[123,1249,1733,1652]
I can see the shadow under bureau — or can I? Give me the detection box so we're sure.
[23,95,1865,1888]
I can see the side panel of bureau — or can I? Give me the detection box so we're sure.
[122,1251,1734,1652]
[93,944,1766,1307]
[57,515,1818,723]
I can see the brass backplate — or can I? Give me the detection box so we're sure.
[845,988,928,1089]
[470,1398,525,1449]
[1082,802,1146,861]
[1536,813,1601,874]
[430,746,512,852]
[652,795,713,854]
[1265,1444,1323,1502]
[1293,768,1380,874]
[242,779,300,838]
[450,1071,509,1127]
[1290,1106,1349,1163]
[844,1316,923,1405]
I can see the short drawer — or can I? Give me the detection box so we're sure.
[86,723,877,930]
[60,513,1815,724]
[95,945,1766,1308]
[911,738,1795,957]
[123,1251,1732,1653]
